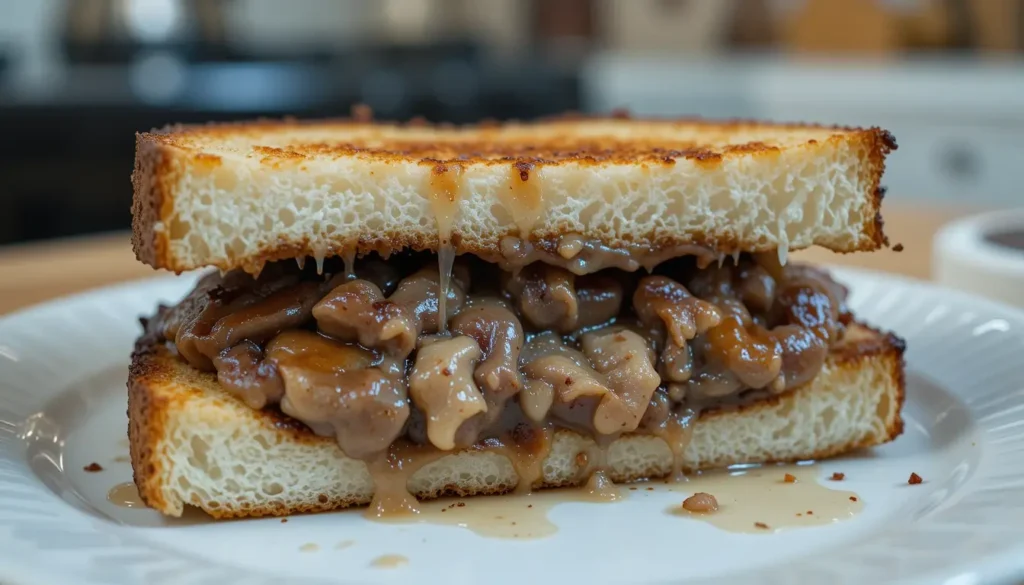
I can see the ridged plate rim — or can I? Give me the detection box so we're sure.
[0,267,1022,585]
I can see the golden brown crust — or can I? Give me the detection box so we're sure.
[139,116,895,167]
[128,320,905,518]
[131,116,896,273]
[127,343,166,513]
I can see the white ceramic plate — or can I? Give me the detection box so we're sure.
[1,267,1023,585]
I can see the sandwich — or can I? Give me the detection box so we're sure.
[127,112,905,519]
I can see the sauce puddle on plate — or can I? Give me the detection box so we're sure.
[366,463,859,538]
[370,482,626,539]
[107,482,145,508]
[665,464,863,533]
[370,554,409,569]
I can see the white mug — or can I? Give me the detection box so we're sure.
[934,209,1024,308]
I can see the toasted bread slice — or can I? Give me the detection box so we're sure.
[128,323,905,519]
[132,117,896,274]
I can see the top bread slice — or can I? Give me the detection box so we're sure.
[131,116,896,274]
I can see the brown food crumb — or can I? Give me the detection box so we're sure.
[849,496,858,502]
[646,487,655,491]
[806,510,813,515]
[281,518,288,523]
[527,504,533,508]
[783,473,797,483]
[830,472,845,481]
[893,243,904,252]
[796,513,802,517]
[83,462,103,472]
[629,487,638,491]
[575,452,588,467]
[754,522,769,529]
[457,502,465,507]
[441,508,447,513]
[681,492,719,513]
[441,367,452,377]
[908,472,923,485]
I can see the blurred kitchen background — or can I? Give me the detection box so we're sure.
[0,0,1021,245]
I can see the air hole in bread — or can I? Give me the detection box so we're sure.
[490,203,513,225]
[187,233,211,258]
[169,218,190,239]
[579,200,602,226]
[821,406,837,428]
[876,392,892,421]
[774,419,796,440]
[263,482,284,496]
[227,237,246,260]
[278,207,296,226]
[190,436,211,468]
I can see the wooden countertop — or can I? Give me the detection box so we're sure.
[0,205,967,316]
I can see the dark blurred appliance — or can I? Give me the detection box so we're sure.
[0,2,579,246]
[61,0,232,63]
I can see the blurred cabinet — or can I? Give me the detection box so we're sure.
[598,0,733,52]
[582,54,1024,206]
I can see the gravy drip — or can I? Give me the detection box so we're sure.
[576,437,623,502]
[427,164,463,331]
[365,442,450,518]
[481,425,554,495]
[651,408,697,482]
[501,162,545,236]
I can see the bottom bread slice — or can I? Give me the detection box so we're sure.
[128,324,905,519]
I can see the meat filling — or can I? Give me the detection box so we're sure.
[150,252,849,461]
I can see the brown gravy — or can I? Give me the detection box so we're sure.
[366,462,859,539]
[370,554,409,569]
[665,464,862,533]
[372,484,623,539]
[107,482,145,508]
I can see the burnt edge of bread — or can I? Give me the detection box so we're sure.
[130,119,895,273]
[127,322,906,518]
